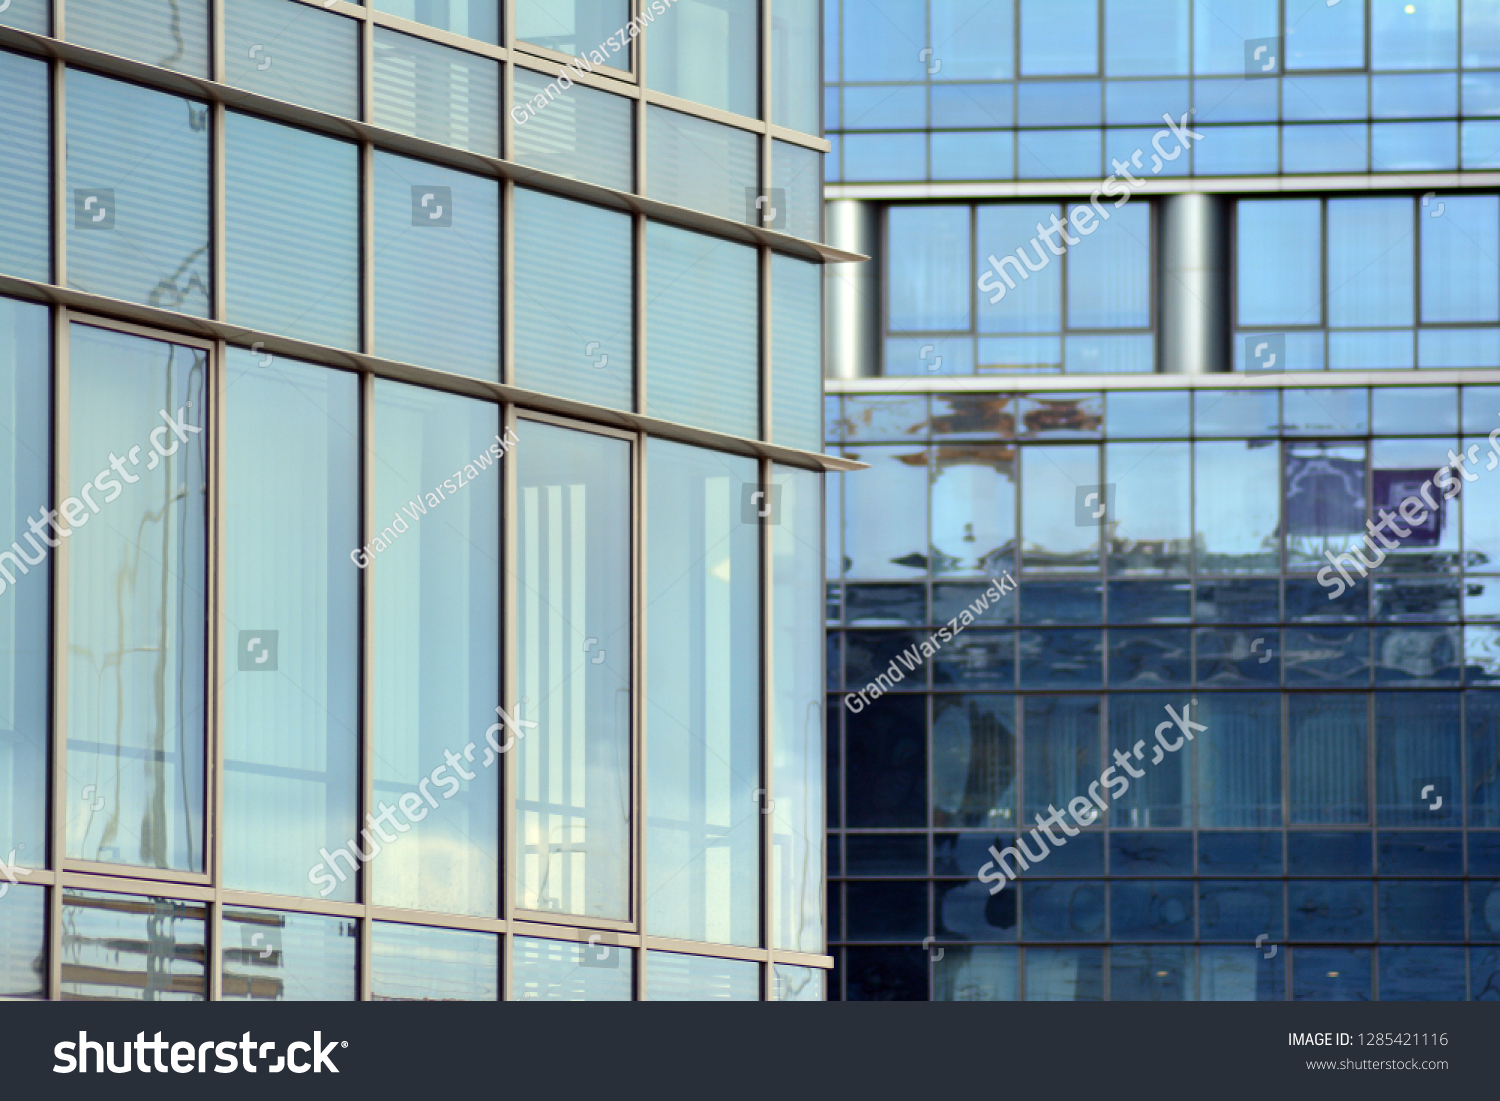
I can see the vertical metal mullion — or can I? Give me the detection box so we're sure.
[633,431,647,1001]
[500,403,518,1000]
[208,339,226,1001]
[760,455,775,1000]
[358,372,375,1000]
[47,311,70,1001]
[210,0,225,82]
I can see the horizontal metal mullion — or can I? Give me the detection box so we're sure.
[58,872,216,902]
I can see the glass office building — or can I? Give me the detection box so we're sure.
[824,0,1500,1000]
[0,0,835,1001]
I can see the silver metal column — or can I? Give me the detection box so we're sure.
[1158,193,1231,374]
[824,199,880,380]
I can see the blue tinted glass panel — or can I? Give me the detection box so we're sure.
[843,132,927,181]
[646,951,759,1000]
[772,0,820,132]
[516,0,626,59]
[932,0,1016,80]
[67,326,207,873]
[1193,124,1279,173]
[371,383,501,917]
[512,68,633,192]
[61,891,206,1000]
[847,880,927,940]
[932,695,1016,828]
[1198,832,1282,874]
[1105,0,1188,75]
[1237,200,1321,326]
[225,113,359,349]
[221,909,357,1001]
[931,84,1014,127]
[1068,202,1152,328]
[1373,121,1459,170]
[843,84,925,129]
[1193,79,1278,122]
[1373,73,1457,118]
[1289,830,1371,874]
[645,223,758,438]
[772,256,823,452]
[1020,0,1098,75]
[0,883,45,998]
[1022,695,1100,819]
[375,0,498,43]
[1288,880,1374,940]
[1467,692,1500,826]
[772,140,821,242]
[0,0,47,32]
[372,28,500,157]
[1283,122,1368,173]
[1022,880,1106,940]
[1422,195,1500,323]
[846,695,927,827]
[1378,832,1463,874]
[1018,129,1102,177]
[66,72,209,317]
[932,132,1015,182]
[841,445,927,580]
[373,152,499,380]
[843,0,924,82]
[1292,947,1370,1000]
[978,204,1062,334]
[1108,695,1190,826]
[1289,694,1369,824]
[888,206,971,332]
[1018,81,1101,126]
[1376,692,1460,825]
[513,189,632,410]
[512,936,633,1000]
[1328,198,1414,327]
[1284,0,1365,70]
[1201,945,1285,1000]
[1380,880,1465,940]
[0,299,48,867]
[224,0,360,117]
[1111,881,1194,940]
[1110,945,1193,1000]
[646,442,761,947]
[1106,79,1190,123]
[371,922,498,1000]
[67,0,208,76]
[223,351,359,902]
[1025,946,1103,999]
[646,106,759,223]
[1193,0,1278,75]
[1371,0,1457,70]
[0,50,48,283]
[1380,947,1466,1000]
[646,0,758,117]
[932,947,1016,999]
[1111,831,1193,873]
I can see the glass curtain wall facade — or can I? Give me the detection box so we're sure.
[824,2,1500,1001]
[0,0,834,1002]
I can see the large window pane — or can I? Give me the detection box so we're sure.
[373,152,500,380]
[221,908,357,1001]
[371,922,498,1000]
[1021,444,1100,571]
[1195,440,1280,573]
[225,113,359,349]
[1285,441,1367,573]
[371,382,501,917]
[66,72,210,317]
[931,0,1014,80]
[1107,441,1190,574]
[67,325,207,872]
[61,890,206,1000]
[931,445,1016,576]
[645,949,759,1000]
[772,0,820,133]
[1023,695,1101,821]
[646,0,758,118]
[223,350,359,901]
[1376,692,1461,825]
[1105,0,1188,75]
[1290,694,1369,825]
[771,254,822,453]
[1066,202,1151,330]
[646,106,759,223]
[1328,198,1414,328]
[374,0,498,43]
[889,206,971,332]
[513,189,632,410]
[0,299,48,866]
[1421,195,1500,324]
[842,445,928,579]
[66,0,208,76]
[512,69,633,192]
[1285,0,1365,70]
[1237,200,1322,327]
[644,222,758,438]
[0,49,49,283]
[978,204,1062,334]
[932,694,1016,827]
[1196,693,1281,827]
[772,139,822,243]
[373,27,500,157]
[224,0,360,117]
[646,441,760,947]
[515,421,630,921]
[512,935,634,1000]
[517,0,627,59]
[0,882,45,998]
[772,465,824,953]
[1020,0,1098,75]
[1371,0,1456,70]
[1193,0,1278,74]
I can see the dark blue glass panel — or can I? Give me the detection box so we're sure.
[1200,881,1284,942]
[1376,692,1461,824]
[1025,947,1103,1000]
[1289,832,1372,875]
[845,947,929,1001]
[846,834,926,876]
[1469,881,1500,941]
[932,695,1016,828]
[1111,831,1192,875]
[1110,945,1193,1001]
[935,880,1017,941]
[845,695,927,828]
[827,837,841,878]
[1380,881,1466,941]
[1378,832,1463,874]
[1285,627,1372,686]
[1195,579,1280,623]
[1476,948,1500,1000]
[827,700,841,826]
[933,582,1015,625]
[1108,693,1191,827]
[932,630,1015,690]
[1108,580,1191,623]
[1108,628,1191,686]
[1379,947,1467,1001]
[1374,626,1462,685]
[1022,696,1101,821]
[829,883,842,942]
[1196,628,1281,686]
[1201,946,1285,1000]
[1373,578,1463,621]
[845,584,926,626]
[1011,830,1105,875]
[1293,948,1371,1001]
[1021,880,1106,941]
[1019,629,1104,688]
[846,881,928,941]
[845,631,928,691]
[936,833,1009,876]
[1020,581,1103,625]
[827,632,840,691]
[1111,880,1194,940]
[1289,694,1370,824]
[1469,692,1500,827]
[1286,577,1368,622]
[1470,832,1500,874]
[1198,831,1283,875]
[1289,881,1374,941]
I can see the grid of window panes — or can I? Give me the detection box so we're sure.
[824,386,1500,1000]
[824,0,1500,183]
[0,0,832,1002]
[885,202,1154,377]
[1236,194,1500,371]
